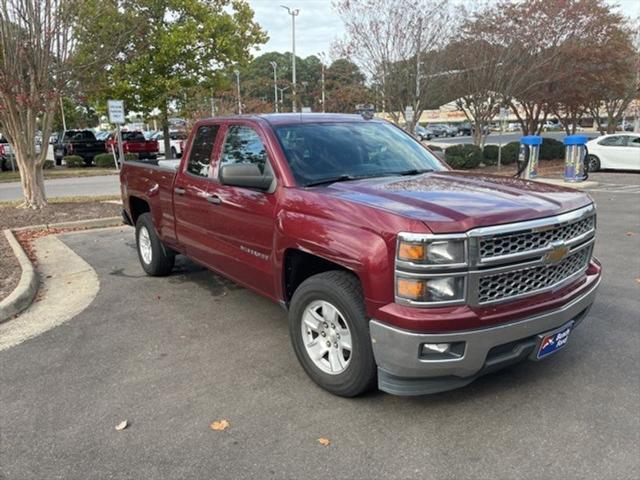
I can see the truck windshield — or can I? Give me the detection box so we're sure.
[274,122,444,186]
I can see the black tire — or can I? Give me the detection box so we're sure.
[288,271,377,397]
[587,154,600,172]
[135,213,175,276]
[55,156,62,166]
[171,147,177,159]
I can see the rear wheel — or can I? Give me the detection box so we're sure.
[587,154,600,172]
[135,213,175,276]
[289,271,377,397]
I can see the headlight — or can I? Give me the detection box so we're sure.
[396,275,466,304]
[397,234,466,266]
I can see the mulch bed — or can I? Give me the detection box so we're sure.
[0,232,20,303]
[0,200,122,303]
[471,159,565,178]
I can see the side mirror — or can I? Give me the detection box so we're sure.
[219,163,274,191]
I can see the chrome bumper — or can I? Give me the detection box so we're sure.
[370,277,600,395]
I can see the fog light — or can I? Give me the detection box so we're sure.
[420,342,465,360]
[423,343,451,354]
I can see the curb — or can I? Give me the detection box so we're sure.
[534,178,599,190]
[1,216,124,323]
[0,229,39,324]
[11,216,122,232]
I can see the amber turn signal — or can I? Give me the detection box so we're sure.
[398,241,425,261]
[397,278,425,300]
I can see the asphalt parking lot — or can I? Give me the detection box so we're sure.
[0,173,639,479]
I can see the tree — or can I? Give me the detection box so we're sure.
[334,0,453,131]
[323,59,372,113]
[84,0,267,158]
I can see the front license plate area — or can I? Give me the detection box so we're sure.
[535,322,573,360]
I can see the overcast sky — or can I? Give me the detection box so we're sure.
[247,0,640,59]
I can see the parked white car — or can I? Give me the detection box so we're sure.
[586,133,640,172]
[152,131,187,158]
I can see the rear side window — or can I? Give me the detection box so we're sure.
[599,136,627,146]
[186,125,219,177]
[220,125,269,173]
[122,132,145,142]
[628,136,640,148]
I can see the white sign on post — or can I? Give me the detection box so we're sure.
[499,107,508,120]
[404,106,414,125]
[107,100,125,124]
[107,100,125,170]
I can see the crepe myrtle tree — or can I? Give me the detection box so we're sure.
[0,0,125,208]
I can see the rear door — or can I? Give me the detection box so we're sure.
[173,123,223,265]
[206,122,279,299]
[597,135,629,169]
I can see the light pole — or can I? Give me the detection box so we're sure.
[234,69,242,115]
[318,52,326,113]
[269,61,278,113]
[281,5,299,112]
[277,86,289,112]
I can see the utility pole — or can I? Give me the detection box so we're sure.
[270,61,278,113]
[281,5,299,113]
[234,70,242,115]
[278,86,289,112]
[319,52,326,113]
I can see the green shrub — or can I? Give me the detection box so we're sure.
[444,144,483,169]
[94,153,117,168]
[63,155,85,168]
[483,145,499,165]
[124,153,138,162]
[43,159,54,169]
[539,137,565,160]
[500,142,520,165]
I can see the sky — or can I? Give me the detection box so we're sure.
[247,0,640,59]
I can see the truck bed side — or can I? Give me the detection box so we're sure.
[120,161,180,249]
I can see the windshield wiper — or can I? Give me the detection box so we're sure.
[389,168,434,176]
[305,175,359,187]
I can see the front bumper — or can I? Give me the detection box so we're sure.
[370,275,600,395]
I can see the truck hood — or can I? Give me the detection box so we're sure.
[319,171,592,233]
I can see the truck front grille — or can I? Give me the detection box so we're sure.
[477,248,590,304]
[479,215,594,260]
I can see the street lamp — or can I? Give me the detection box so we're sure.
[277,86,289,112]
[281,5,299,112]
[318,52,327,113]
[269,61,278,113]
[234,69,242,115]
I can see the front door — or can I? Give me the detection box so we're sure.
[206,123,279,300]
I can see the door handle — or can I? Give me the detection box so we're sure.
[174,187,186,195]
[207,194,222,205]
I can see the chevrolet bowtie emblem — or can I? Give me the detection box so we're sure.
[543,241,570,264]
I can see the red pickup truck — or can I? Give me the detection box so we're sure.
[120,114,601,397]
[107,131,158,159]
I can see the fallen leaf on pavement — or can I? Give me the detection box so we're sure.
[318,437,331,446]
[635,278,640,285]
[625,232,636,236]
[210,419,230,431]
[115,420,128,431]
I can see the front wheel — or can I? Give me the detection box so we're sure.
[289,271,377,397]
[135,213,175,276]
[587,155,600,172]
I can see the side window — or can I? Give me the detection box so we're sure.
[186,125,219,177]
[628,137,640,148]
[599,136,627,147]
[220,125,269,174]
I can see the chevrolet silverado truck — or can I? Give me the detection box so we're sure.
[53,129,107,166]
[107,131,159,160]
[120,114,601,397]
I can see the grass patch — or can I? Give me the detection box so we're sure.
[0,167,118,183]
